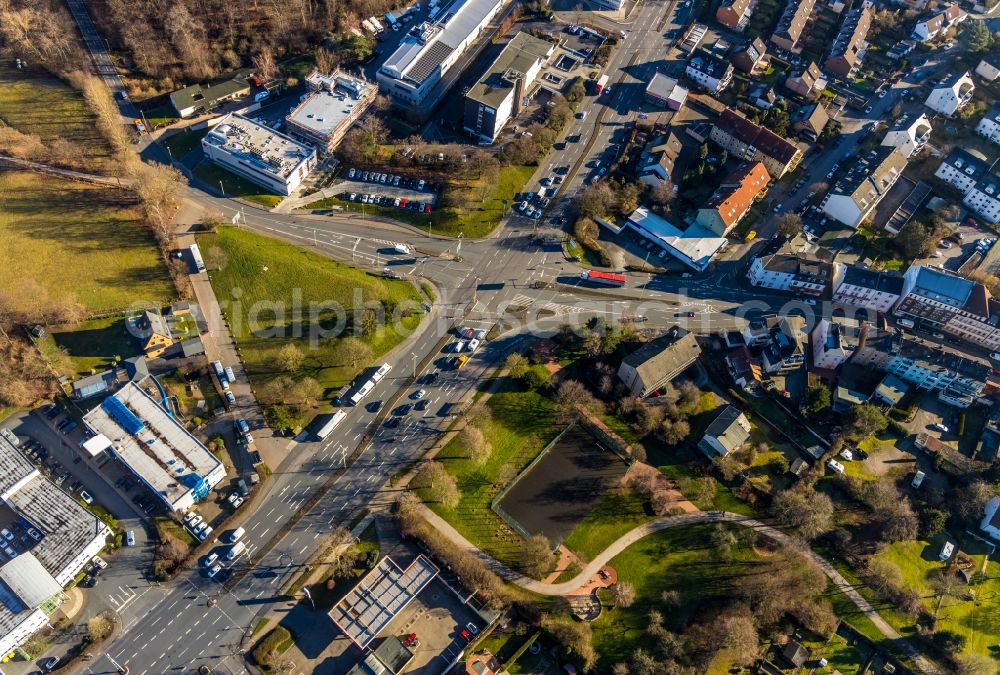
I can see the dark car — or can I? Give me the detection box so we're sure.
[384,417,400,428]
[674,311,695,318]
[396,403,413,416]
[415,400,429,411]
[367,400,383,413]
[420,372,439,385]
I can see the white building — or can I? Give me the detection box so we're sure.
[83,382,227,513]
[976,104,1000,145]
[880,113,932,158]
[982,496,1000,540]
[822,146,908,228]
[911,3,964,41]
[462,32,554,143]
[831,264,904,313]
[976,54,1000,82]
[201,114,316,195]
[285,71,377,153]
[964,174,1000,224]
[685,48,734,93]
[934,147,989,193]
[924,71,975,117]
[610,207,728,272]
[378,0,511,118]
[747,253,831,295]
[884,355,984,408]
[812,316,866,370]
[0,435,111,657]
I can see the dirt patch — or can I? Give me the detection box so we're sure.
[752,532,781,557]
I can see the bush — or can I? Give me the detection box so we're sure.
[886,418,908,437]
[251,626,293,667]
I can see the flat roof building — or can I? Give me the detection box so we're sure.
[0,435,111,657]
[378,0,512,119]
[201,113,316,196]
[645,73,688,110]
[463,32,555,144]
[285,71,377,154]
[615,207,729,271]
[83,381,226,513]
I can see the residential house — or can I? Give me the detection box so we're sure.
[771,0,816,52]
[831,264,904,313]
[964,174,1000,224]
[462,33,554,143]
[698,406,751,457]
[812,316,867,369]
[726,347,763,390]
[748,253,832,295]
[880,113,932,158]
[924,71,975,116]
[976,103,1000,145]
[645,73,689,110]
[750,84,777,109]
[976,53,1000,82]
[934,147,990,193]
[617,327,701,397]
[731,38,768,74]
[695,161,770,235]
[637,133,684,188]
[133,310,174,358]
[709,108,803,179]
[785,62,827,99]
[982,496,1000,540]
[782,642,809,668]
[169,68,255,118]
[821,146,908,228]
[911,3,964,41]
[716,0,754,31]
[872,374,909,407]
[895,265,1000,351]
[761,315,808,373]
[792,102,829,142]
[887,40,916,60]
[685,48,734,93]
[824,6,872,78]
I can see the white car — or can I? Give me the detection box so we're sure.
[1,529,13,542]
[125,531,136,546]
[468,338,481,351]
[826,460,845,474]
[183,512,198,525]
[197,526,213,541]
[80,490,94,505]
[411,389,427,400]
[202,552,219,568]
[188,515,204,530]
[207,563,222,578]
[930,423,949,433]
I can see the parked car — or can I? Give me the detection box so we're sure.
[930,422,949,433]
[125,531,136,546]
[80,491,94,505]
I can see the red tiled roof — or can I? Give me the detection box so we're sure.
[705,161,771,227]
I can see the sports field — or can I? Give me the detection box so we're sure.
[497,423,630,546]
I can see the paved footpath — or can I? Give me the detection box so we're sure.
[416,505,941,674]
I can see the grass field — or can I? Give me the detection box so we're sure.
[561,488,650,561]
[0,171,174,313]
[200,227,423,416]
[43,316,141,378]
[140,104,180,129]
[874,538,1000,662]
[419,379,560,567]
[0,66,113,173]
[162,127,208,161]
[304,165,537,238]
[194,160,283,208]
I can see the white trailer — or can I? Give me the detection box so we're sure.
[189,243,206,272]
[369,16,385,32]
[361,18,378,34]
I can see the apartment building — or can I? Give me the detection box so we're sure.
[462,32,554,143]
[731,38,768,74]
[201,114,316,195]
[762,316,808,373]
[785,62,827,99]
[685,48,734,93]
[885,356,983,408]
[895,265,1000,351]
[617,328,701,397]
[771,0,816,52]
[934,147,990,193]
[880,113,932,158]
[911,3,964,41]
[824,6,872,78]
[831,264,904,314]
[747,253,832,295]
[695,161,770,235]
[813,316,868,370]
[976,104,1000,145]
[925,71,975,116]
[378,0,511,119]
[716,0,754,30]
[709,108,803,179]
[821,146,907,228]
[964,174,1000,224]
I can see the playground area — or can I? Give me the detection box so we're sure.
[495,422,630,545]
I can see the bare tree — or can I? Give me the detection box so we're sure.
[276,343,305,371]
[519,534,554,578]
[252,46,279,80]
[771,489,835,540]
[459,425,492,466]
[413,462,459,508]
[164,2,215,79]
[612,581,636,608]
[504,352,528,379]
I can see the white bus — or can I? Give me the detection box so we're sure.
[315,411,348,439]
[372,363,392,383]
[349,380,375,405]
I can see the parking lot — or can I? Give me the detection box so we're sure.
[334,169,440,212]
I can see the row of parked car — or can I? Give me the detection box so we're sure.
[183,510,214,542]
[346,168,431,192]
[345,192,433,213]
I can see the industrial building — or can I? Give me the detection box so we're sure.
[0,435,111,657]
[378,0,512,118]
[463,33,554,144]
[285,71,377,154]
[201,114,316,196]
[82,381,227,513]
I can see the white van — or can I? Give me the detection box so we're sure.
[225,541,246,560]
[394,243,411,255]
[468,338,481,352]
[227,527,246,543]
[826,459,845,474]
[911,470,926,488]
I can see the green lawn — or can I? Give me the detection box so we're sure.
[591,524,759,668]
[162,127,208,162]
[140,104,180,129]
[419,379,560,567]
[194,160,283,208]
[0,65,114,173]
[200,227,423,420]
[874,539,1000,662]
[562,488,651,561]
[304,164,537,238]
[43,316,141,378]
[0,171,175,314]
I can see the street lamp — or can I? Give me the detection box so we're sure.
[303,586,315,610]
[411,352,418,379]
[219,180,226,197]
